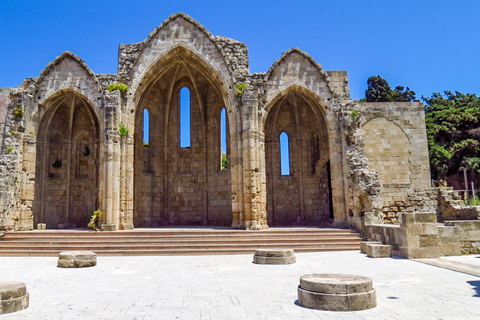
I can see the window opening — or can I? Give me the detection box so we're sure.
[280,131,290,175]
[220,108,227,170]
[180,87,191,147]
[143,108,150,146]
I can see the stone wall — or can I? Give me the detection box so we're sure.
[360,102,430,206]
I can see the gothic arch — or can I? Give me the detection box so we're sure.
[264,90,332,226]
[133,46,233,227]
[34,91,100,229]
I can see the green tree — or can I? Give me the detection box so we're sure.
[424,91,480,179]
[361,75,416,102]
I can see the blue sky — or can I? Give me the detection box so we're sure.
[1,0,479,100]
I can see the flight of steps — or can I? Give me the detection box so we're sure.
[0,228,361,256]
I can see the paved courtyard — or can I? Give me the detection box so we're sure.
[1,251,479,319]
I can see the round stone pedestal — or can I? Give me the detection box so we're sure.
[0,281,29,314]
[297,274,376,311]
[253,249,296,264]
[58,251,97,268]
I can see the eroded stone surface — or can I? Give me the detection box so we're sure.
[298,273,376,311]
[57,251,97,268]
[0,281,29,314]
[253,249,296,264]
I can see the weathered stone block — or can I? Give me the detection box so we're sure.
[297,274,376,311]
[0,281,29,315]
[419,234,439,247]
[58,251,97,268]
[253,249,295,264]
[360,241,381,254]
[101,223,117,231]
[366,244,391,258]
[37,223,46,230]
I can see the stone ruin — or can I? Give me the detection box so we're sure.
[0,13,447,238]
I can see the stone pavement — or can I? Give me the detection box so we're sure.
[0,251,479,319]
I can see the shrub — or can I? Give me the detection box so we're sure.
[235,82,249,97]
[13,106,24,119]
[119,124,129,137]
[107,82,129,95]
[88,209,102,231]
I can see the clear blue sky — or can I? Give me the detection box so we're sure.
[1,0,479,100]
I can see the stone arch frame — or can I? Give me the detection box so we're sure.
[33,90,101,229]
[131,45,236,227]
[263,86,334,226]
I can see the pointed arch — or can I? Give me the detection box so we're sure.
[264,89,332,226]
[34,91,100,229]
[133,44,233,227]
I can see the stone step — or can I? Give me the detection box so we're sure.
[0,228,361,256]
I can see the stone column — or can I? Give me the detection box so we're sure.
[398,212,440,259]
[101,91,122,230]
[240,91,268,230]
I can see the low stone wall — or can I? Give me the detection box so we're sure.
[381,188,438,224]
[363,224,401,256]
[445,220,480,254]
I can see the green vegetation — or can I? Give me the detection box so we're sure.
[13,105,24,119]
[107,82,129,95]
[221,152,227,170]
[143,142,149,147]
[360,75,416,102]
[6,146,13,153]
[119,124,129,137]
[349,109,360,120]
[235,82,249,97]
[88,209,102,231]
[424,91,480,180]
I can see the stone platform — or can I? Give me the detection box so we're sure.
[0,281,29,314]
[297,273,376,311]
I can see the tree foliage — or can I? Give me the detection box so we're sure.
[424,91,480,179]
[361,75,416,102]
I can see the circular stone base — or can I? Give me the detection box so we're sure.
[298,274,376,311]
[58,251,97,268]
[0,281,29,315]
[253,249,296,264]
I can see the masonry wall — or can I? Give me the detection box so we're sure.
[360,102,430,208]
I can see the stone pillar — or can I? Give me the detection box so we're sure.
[240,91,268,230]
[398,212,440,259]
[101,91,122,230]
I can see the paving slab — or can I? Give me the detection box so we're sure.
[0,252,479,319]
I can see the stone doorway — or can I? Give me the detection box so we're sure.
[34,93,100,229]
[265,91,331,226]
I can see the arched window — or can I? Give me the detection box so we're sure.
[143,108,150,146]
[280,131,290,175]
[180,87,191,147]
[220,108,227,170]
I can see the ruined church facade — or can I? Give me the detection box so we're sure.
[0,13,431,231]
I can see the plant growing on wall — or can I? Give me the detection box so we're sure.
[221,152,228,170]
[12,106,24,119]
[6,146,13,153]
[107,82,129,95]
[119,124,129,137]
[88,209,102,231]
[235,82,249,97]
